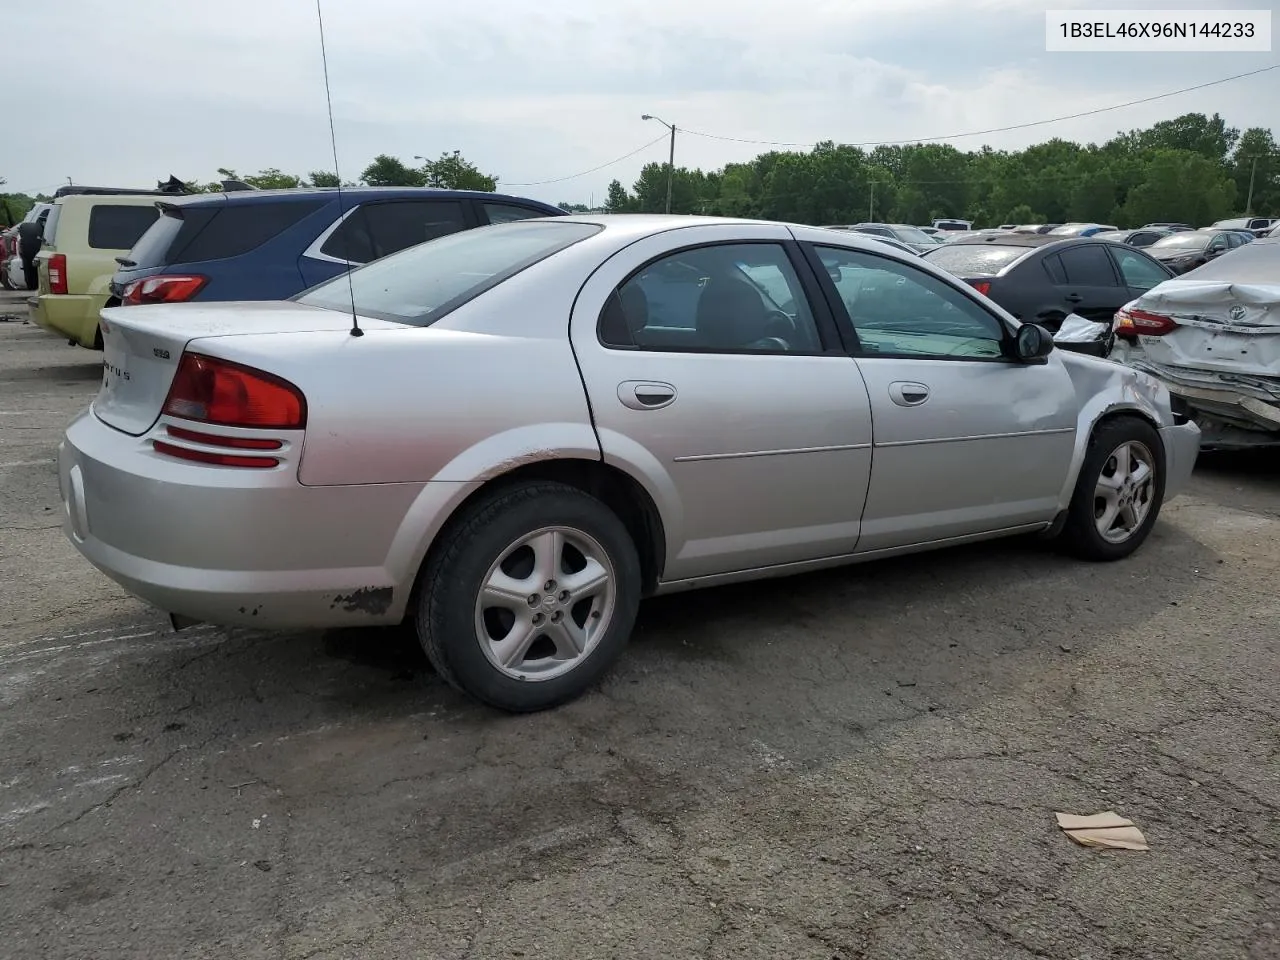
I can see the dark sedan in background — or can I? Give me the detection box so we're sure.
[1092,228,1172,248]
[1145,229,1250,275]
[921,233,1174,331]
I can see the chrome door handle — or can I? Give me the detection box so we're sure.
[618,380,677,410]
[889,381,930,407]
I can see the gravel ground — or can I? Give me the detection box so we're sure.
[1,289,1277,960]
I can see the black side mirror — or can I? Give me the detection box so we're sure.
[1015,323,1054,363]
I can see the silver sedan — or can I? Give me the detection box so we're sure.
[59,215,1201,712]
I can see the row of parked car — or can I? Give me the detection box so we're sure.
[832,217,1279,271]
[2,179,566,347]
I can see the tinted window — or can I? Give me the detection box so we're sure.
[1043,255,1067,284]
[816,246,1005,360]
[296,220,600,325]
[922,243,1027,276]
[1056,245,1118,285]
[1109,247,1169,291]
[320,200,468,263]
[600,243,821,353]
[87,205,160,250]
[176,200,324,262]
[483,202,549,224]
[366,200,467,256]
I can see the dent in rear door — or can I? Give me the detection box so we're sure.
[569,225,875,582]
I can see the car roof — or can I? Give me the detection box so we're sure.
[156,186,561,207]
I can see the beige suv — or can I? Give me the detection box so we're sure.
[32,194,161,348]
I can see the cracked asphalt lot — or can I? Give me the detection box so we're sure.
[1,291,1277,959]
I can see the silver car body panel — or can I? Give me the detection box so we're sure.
[58,215,1199,629]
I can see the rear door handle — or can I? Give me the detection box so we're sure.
[1064,293,1084,303]
[889,381,930,407]
[618,380,677,410]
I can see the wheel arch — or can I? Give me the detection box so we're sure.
[395,456,670,624]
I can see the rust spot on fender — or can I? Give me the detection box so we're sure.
[330,587,393,615]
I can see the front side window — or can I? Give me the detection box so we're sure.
[815,246,1006,360]
[599,243,822,353]
[1109,247,1169,291]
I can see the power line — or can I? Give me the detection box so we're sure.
[679,64,1280,149]
[504,134,669,186]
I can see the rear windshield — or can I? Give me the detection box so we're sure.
[890,225,936,244]
[1150,233,1210,250]
[87,204,161,250]
[294,220,602,325]
[921,243,1027,276]
[1178,239,1279,283]
[124,200,324,268]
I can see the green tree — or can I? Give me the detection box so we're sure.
[421,150,497,191]
[1121,149,1237,226]
[360,154,426,187]
[308,170,341,187]
[1231,127,1280,215]
[1003,203,1043,224]
[604,179,636,213]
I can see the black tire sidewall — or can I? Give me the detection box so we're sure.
[1065,417,1166,560]
[418,483,641,712]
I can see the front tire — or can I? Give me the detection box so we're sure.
[1058,416,1165,561]
[415,481,642,713]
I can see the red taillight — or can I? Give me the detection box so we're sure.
[122,274,207,306]
[968,280,992,296]
[151,440,279,469]
[1115,307,1177,337]
[48,254,68,295]
[161,353,306,429]
[164,425,283,450]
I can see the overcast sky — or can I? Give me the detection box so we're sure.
[8,0,1278,205]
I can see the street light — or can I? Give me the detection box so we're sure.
[641,114,676,214]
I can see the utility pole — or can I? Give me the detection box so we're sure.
[642,114,676,214]
[869,181,876,221]
[1245,155,1258,215]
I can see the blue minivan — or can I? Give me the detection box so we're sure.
[109,187,564,307]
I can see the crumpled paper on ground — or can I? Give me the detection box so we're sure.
[1055,811,1149,850]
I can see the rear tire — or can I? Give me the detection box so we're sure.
[1058,416,1165,561]
[415,481,642,713]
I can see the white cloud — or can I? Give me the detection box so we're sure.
[7,0,1278,204]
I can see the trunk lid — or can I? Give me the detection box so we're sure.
[93,300,402,436]
[1131,281,1280,380]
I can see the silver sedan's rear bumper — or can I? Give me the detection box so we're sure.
[1159,421,1201,500]
[57,407,438,630]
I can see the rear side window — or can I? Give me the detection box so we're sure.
[87,205,160,250]
[1056,245,1118,285]
[175,200,325,263]
[922,243,1026,277]
[321,200,468,263]
[482,202,550,224]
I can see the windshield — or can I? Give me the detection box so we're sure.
[921,243,1027,276]
[1150,233,1210,251]
[295,220,601,325]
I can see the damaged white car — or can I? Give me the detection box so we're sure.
[1113,237,1280,449]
